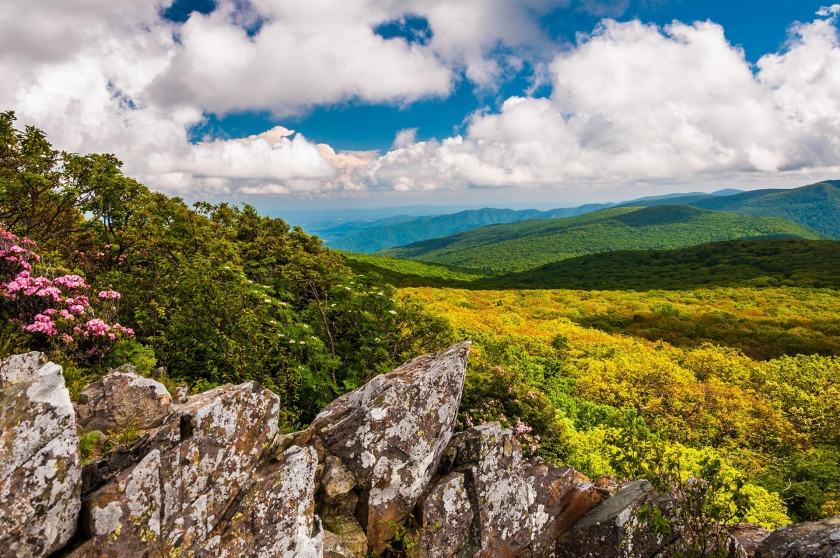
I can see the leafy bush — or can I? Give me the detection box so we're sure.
[0,110,453,425]
[409,286,840,522]
[1,228,133,365]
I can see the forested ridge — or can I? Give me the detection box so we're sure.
[2,111,838,533]
[382,204,825,273]
[320,204,614,252]
[622,180,840,238]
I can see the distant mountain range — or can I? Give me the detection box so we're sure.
[381,204,826,273]
[318,181,840,253]
[620,180,840,238]
[315,204,615,252]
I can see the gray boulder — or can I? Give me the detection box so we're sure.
[412,472,474,558]
[69,380,300,556]
[440,422,602,558]
[520,460,603,557]
[310,341,471,553]
[322,515,368,558]
[730,524,771,557]
[555,479,676,558]
[755,515,840,557]
[0,353,81,558]
[77,366,172,432]
[324,529,356,558]
[206,445,323,557]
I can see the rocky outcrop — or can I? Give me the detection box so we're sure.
[0,352,80,558]
[412,472,474,558]
[310,342,470,553]
[755,516,840,557]
[437,422,603,557]
[2,346,839,558]
[730,524,771,557]
[69,380,312,557]
[555,479,676,558]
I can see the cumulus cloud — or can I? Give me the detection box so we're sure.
[392,128,419,149]
[2,0,840,199]
[356,9,840,192]
[0,0,575,197]
[150,1,453,115]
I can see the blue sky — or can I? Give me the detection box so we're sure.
[178,0,834,152]
[3,0,840,209]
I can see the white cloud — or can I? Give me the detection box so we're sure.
[355,12,840,192]
[0,0,573,197]
[817,5,840,17]
[1,0,840,200]
[150,0,454,115]
[392,128,419,149]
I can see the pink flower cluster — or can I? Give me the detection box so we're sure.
[1,229,133,356]
[1,230,39,273]
[458,397,541,456]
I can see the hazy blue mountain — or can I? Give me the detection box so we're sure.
[319,203,615,252]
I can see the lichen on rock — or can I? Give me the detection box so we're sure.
[310,341,472,553]
[0,353,81,558]
[77,366,172,432]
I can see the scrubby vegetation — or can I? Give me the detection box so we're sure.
[402,286,840,525]
[382,205,825,273]
[343,252,486,287]
[344,240,840,292]
[487,239,840,291]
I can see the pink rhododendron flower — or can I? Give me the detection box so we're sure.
[83,319,111,336]
[2,228,132,360]
[24,314,58,336]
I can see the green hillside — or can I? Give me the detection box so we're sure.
[485,239,840,290]
[382,205,826,273]
[320,204,613,252]
[624,180,840,238]
[342,252,486,287]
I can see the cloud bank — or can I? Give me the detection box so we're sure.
[1,0,840,199]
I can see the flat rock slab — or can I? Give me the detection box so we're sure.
[0,354,81,558]
[311,341,471,553]
[78,367,172,432]
[555,479,675,558]
[755,515,840,558]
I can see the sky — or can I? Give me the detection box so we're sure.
[2,0,840,211]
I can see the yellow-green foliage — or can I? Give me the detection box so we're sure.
[403,286,840,524]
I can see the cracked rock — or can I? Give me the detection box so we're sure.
[311,341,471,553]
